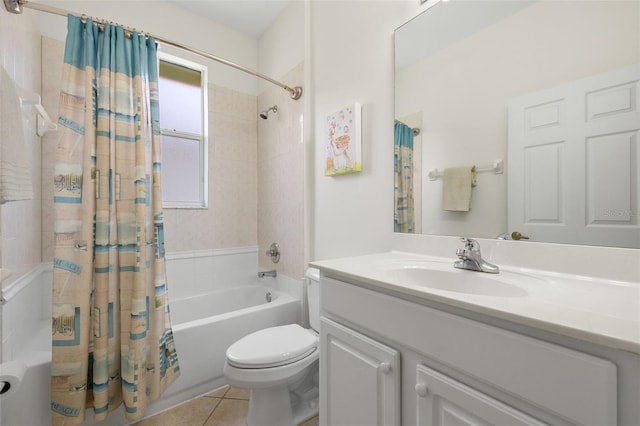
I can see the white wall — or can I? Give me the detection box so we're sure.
[258,0,305,94]
[309,0,424,261]
[309,0,640,260]
[35,1,260,95]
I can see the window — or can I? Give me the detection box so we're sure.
[158,53,208,208]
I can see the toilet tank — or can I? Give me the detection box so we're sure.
[305,268,320,332]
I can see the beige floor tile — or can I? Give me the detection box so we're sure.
[205,385,230,399]
[224,387,250,400]
[300,416,319,426]
[134,397,221,426]
[203,399,249,426]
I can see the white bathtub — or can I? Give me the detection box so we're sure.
[1,248,302,425]
[1,263,52,426]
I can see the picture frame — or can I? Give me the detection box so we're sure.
[324,103,362,176]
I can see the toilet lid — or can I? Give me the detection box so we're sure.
[226,324,319,368]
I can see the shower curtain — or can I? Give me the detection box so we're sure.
[394,121,415,233]
[51,15,180,424]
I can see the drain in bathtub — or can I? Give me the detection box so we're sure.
[266,292,273,303]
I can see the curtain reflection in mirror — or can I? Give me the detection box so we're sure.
[394,121,415,233]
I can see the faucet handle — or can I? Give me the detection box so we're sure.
[456,247,469,259]
[460,237,479,250]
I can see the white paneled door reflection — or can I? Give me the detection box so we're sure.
[508,64,640,248]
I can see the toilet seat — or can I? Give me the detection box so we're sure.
[226,324,318,369]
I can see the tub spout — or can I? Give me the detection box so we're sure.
[258,270,277,278]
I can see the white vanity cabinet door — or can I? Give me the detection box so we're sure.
[416,365,547,426]
[320,317,400,426]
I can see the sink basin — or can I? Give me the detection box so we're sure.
[385,265,529,297]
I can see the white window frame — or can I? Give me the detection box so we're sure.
[158,52,209,209]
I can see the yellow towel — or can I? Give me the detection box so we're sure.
[442,166,476,212]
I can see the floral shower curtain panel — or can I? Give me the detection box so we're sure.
[394,121,415,233]
[51,15,180,424]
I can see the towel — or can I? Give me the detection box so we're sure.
[0,65,33,204]
[442,165,476,212]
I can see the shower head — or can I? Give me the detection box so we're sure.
[259,105,278,120]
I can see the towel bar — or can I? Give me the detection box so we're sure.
[34,103,57,136]
[17,86,58,136]
[428,159,503,181]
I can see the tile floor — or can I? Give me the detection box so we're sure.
[133,386,319,426]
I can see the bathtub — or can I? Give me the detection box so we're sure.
[1,248,302,425]
[1,263,52,426]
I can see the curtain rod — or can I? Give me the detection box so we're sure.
[395,119,420,136]
[3,0,303,100]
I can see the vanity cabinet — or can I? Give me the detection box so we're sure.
[319,275,620,426]
[415,365,545,426]
[320,317,400,426]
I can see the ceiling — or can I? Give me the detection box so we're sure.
[168,0,292,38]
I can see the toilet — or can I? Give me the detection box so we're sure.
[223,268,320,426]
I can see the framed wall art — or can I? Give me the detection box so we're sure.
[324,103,362,176]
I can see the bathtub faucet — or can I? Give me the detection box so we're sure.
[258,270,277,278]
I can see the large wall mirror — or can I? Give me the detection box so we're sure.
[394,0,639,248]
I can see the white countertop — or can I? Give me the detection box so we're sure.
[311,251,640,354]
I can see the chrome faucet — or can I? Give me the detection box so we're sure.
[258,270,277,278]
[454,238,499,274]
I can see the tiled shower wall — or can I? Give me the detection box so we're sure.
[0,9,42,283]
[257,63,305,280]
[41,36,259,259]
[41,37,305,282]
[163,85,259,252]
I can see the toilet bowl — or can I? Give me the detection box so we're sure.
[223,268,321,426]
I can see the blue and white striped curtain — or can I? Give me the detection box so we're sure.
[51,15,180,424]
[394,121,415,233]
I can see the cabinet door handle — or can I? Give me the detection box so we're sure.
[415,383,429,397]
[379,362,392,374]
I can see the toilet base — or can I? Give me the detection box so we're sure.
[246,386,319,426]
[292,394,319,425]
[248,386,293,426]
